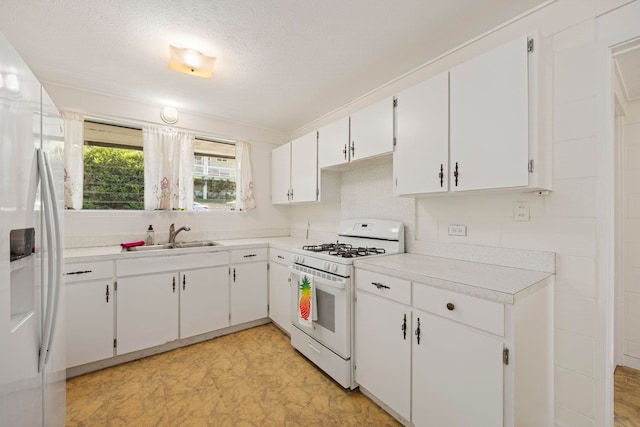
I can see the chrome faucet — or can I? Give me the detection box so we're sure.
[169,223,191,245]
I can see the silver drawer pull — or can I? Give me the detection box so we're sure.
[277,255,285,260]
[372,282,390,290]
[66,270,92,275]
[243,254,257,258]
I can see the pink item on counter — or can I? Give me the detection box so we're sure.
[120,241,145,248]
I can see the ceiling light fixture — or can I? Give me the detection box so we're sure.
[169,45,216,78]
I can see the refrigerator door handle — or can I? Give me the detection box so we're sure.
[37,149,54,373]
[43,151,62,365]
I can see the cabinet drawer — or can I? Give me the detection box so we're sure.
[355,269,411,305]
[413,284,504,336]
[269,248,291,265]
[117,252,229,276]
[230,248,268,264]
[65,260,113,283]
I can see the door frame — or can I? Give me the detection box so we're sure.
[596,2,640,426]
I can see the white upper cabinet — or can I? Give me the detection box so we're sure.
[271,132,340,205]
[350,97,395,163]
[394,72,449,196]
[450,34,549,192]
[290,132,318,203]
[393,34,550,196]
[271,133,317,204]
[271,143,291,205]
[318,117,350,169]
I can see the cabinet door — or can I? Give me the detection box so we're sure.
[412,310,503,427]
[116,272,179,355]
[230,262,268,325]
[355,292,411,421]
[394,72,449,195]
[179,266,229,339]
[66,281,114,367]
[350,97,394,162]
[450,36,529,191]
[318,117,350,168]
[271,143,291,204]
[268,262,291,333]
[290,132,317,203]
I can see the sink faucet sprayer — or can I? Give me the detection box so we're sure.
[169,223,191,245]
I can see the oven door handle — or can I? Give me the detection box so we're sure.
[288,267,347,290]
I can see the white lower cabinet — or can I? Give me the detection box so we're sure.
[116,252,230,355]
[355,267,552,427]
[65,260,115,368]
[230,248,268,326]
[268,248,291,333]
[117,272,179,355]
[412,310,503,427]
[355,291,411,421]
[179,266,229,339]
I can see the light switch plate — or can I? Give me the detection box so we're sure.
[514,201,530,222]
[448,224,467,236]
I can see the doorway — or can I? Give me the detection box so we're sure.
[597,2,640,426]
[614,38,640,370]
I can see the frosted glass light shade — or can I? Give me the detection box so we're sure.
[169,45,216,78]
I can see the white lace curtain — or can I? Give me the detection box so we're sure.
[62,111,84,210]
[235,141,255,211]
[143,126,194,210]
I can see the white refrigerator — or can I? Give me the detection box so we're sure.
[0,32,66,426]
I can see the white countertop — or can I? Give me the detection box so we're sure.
[353,253,553,304]
[64,236,320,263]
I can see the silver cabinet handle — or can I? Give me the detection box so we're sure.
[66,270,92,275]
[372,282,390,290]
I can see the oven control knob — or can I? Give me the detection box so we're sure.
[324,262,330,270]
[293,255,299,263]
[331,264,338,273]
[299,256,305,263]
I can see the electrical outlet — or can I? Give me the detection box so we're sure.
[514,201,530,222]
[448,224,467,236]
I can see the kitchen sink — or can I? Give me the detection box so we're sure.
[125,241,219,251]
[173,241,219,248]
[126,244,173,251]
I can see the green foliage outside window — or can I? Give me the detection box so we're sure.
[83,145,144,210]
[193,177,236,203]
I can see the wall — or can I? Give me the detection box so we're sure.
[289,1,637,425]
[622,100,640,369]
[49,86,293,247]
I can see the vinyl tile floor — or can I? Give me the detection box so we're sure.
[616,366,640,427]
[66,324,400,426]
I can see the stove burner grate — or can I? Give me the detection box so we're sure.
[302,242,352,253]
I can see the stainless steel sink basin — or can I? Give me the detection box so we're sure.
[173,241,219,249]
[125,241,219,251]
[126,244,173,251]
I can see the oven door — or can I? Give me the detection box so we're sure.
[289,265,350,359]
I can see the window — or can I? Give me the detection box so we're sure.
[75,120,237,211]
[82,121,144,210]
[192,138,236,210]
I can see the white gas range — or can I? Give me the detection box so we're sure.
[289,219,405,389]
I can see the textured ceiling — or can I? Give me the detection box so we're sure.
[0,0,548,133]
